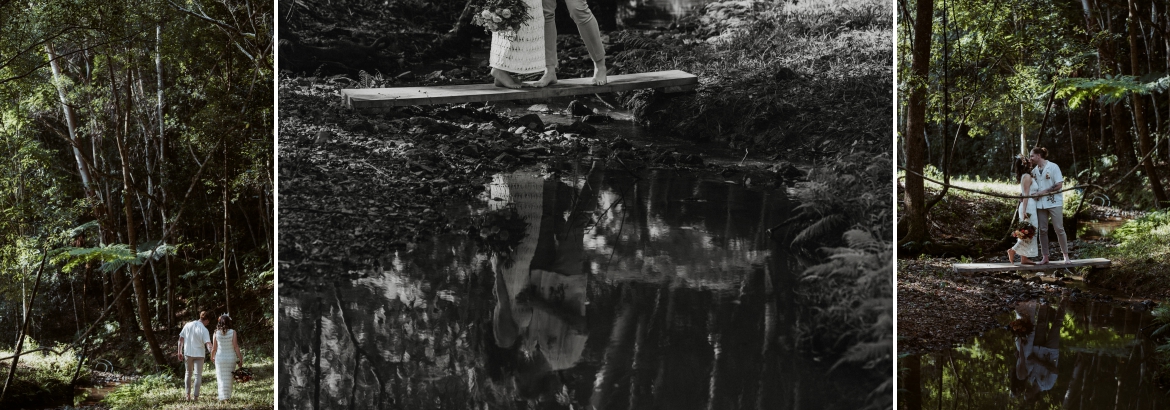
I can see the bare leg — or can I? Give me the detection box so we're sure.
[565,0,607,85]
[491,68,523,89]
[1007,249,1016,265]
[532,65,557,87]
[541,0,559,86]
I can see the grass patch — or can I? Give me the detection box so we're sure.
[102,353,273,410]
[0,340,88,407]
[1078,211,1170,299]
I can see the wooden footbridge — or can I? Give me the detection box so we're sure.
[952,258,1111,274]
[340,70,698,111]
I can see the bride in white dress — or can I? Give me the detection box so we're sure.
[1008,157,1039,265]
[488,0,547,88]
[210,314,243,401]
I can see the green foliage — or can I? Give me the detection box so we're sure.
[1097,211,1170,259]
[1055,75,1166,109]
[53,242,177,273]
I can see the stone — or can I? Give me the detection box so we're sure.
[515,114,545,132]
[567,100,592,116]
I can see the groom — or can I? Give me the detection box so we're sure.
[177,310,212,401]
[534,0,607,86]
[1029,147,1070,264]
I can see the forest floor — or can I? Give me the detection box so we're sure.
[896,181,1170,354]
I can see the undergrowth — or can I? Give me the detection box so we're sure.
[102,353,274,410]
[0,339,87,407]
[790,151,892,410]
[616,0,891,156]
[1155,305,1170,391]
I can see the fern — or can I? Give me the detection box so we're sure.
[792,214,847,245]
[53,242,177,273]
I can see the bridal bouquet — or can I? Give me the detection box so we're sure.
[472,0,531,38]
[1012,219,1036,241]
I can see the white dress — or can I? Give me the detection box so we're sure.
[488,0,545,74]
[1011,176,1039,258]
[214,329,237,400]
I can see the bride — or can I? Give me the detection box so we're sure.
[1007,157,1039,265]
[488,0,548,88]
[210,314,243,401]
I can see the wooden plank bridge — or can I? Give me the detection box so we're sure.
[340,70,698,111]
[953,258,1111,274]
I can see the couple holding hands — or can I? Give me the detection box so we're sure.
[177,310,245,402]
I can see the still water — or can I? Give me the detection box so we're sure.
[899,299,1169,410]
[279,163,879,409]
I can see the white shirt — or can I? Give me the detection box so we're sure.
[1031,161,1064,209]
[179,320,211,357]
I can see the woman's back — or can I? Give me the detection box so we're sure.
[215,329,236,359]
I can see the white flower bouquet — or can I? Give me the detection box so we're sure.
[471,0,532,38]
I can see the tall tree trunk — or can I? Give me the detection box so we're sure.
[223,140,231,316]
[1128,0,1167,207]
[112,55,166,366]
[900,0,934,246]
[1083,0,1138,170]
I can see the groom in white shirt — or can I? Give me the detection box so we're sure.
[1029,147,1070,264]
[177,310,212,401]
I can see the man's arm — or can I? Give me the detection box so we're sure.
[177,336,185,358]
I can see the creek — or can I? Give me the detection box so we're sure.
[899,298,1169,409]
[278,155,881,408]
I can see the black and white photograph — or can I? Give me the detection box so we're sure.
[276,0,892,408]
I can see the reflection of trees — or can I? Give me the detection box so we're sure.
[279,164,880,409]
[899,300,1169,410]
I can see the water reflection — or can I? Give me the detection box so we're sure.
[899,299,1169,410]
[279,164,880,409]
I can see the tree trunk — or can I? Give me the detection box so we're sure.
[0,252,48,403]
[112,56,167,367]
[1128,0,1167,207]
[900,0,935,246]
[223,140,231,317]
[1083,0,1138,170]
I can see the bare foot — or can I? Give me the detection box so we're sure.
[491,68,523,89]
[1062,255,1070,263]
[1021,257,1036,265]
[1007,250,1016,265]
[592,59,608,86]
[1038,258,1049,265]
[531,67,557,87]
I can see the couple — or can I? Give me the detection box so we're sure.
[1007,147,1071,265]
[177,310,245,402]
[488,0,607,88]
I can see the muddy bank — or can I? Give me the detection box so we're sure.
[898,257,1161,355]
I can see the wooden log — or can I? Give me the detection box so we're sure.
[952,258,1111,274]
[341,70,699,111]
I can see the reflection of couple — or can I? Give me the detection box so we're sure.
[1009,301,1062,400]
[1006,147,1070,265]
[489,172,593,397]
[489,0,607,88]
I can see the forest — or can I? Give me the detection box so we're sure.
[0,0,273,407]
[898,0,1170,405]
